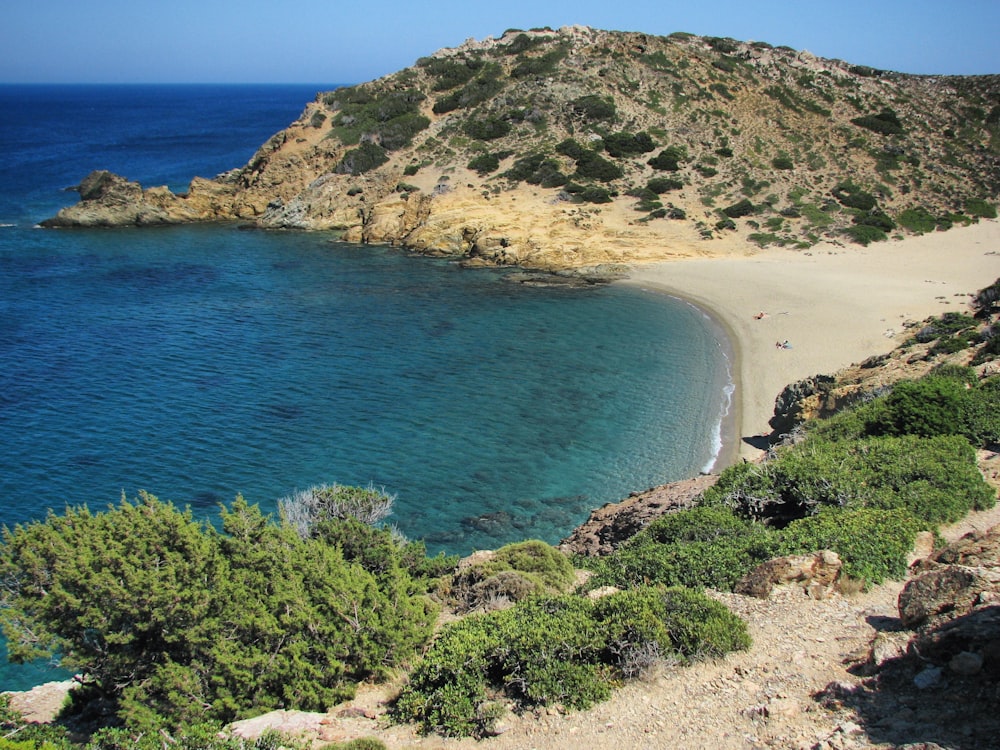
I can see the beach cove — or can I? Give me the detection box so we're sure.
[625,219,1000,463]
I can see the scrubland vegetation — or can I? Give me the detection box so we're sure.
[305,26,999,246]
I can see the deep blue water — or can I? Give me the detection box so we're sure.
[0,84,732,690]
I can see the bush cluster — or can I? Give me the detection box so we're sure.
[851,108,905,135]
[432,64,505,114]
[463,116,512,141]
[967,197,998,219]
[503,152,566,187]
[574,150,623,182]
[551,140,621,182]
[647,145,687,171]
[832,183,878,211]
[442,540,575,612]
[419,55,484,91]
[704,433,992,525]
[897,207,939,234]
[335,142,389,175]
[562,183,614,204]
[328,87,429,151]
[722,198,755,218]
[811,370,1000,449]
[602,131,655,158]
[569,94,616,122]
[393,587,749,737]
[586,354,998,595]
[511,45,568,79]
[0,494,439,734]
[647,177,684,193]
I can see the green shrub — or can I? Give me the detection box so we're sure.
[779,507,924,585]
[504,32,552,55]
[854,210,896,232]
[872,374,1000,449]
[647,177,684,193]
[377,113,431,150]
[602,131,655,157]
[570,94,617,121]
[705,36,740,54]
[897,207,938,233]
[335,142,389,175]
[851,109,904,135]
[0,494,437,733]
[722,198,755,218]
[876,376,971,437]
[445,540,575,611]
[832,183,877,210]
[464,116,512,141]
[393,597,606,737]
[328,88,428,149]
[582,506,780,591]
[579,186,614,203]
[648,146,687,171]
[574,150,623,182]
[85,725,310,749]
[420,56,483,91]
[468,152,501,174]
[394,588,748,737]
[912,312,979,344]
[703,433,993,525]
[772,156,794,170]
[555,138,587,160]
[432,65,505,114]
[966,197,998,218]
[748,233,785,248]
[511,46,568,78]
[503,153,565,186]
[844,224,887,245]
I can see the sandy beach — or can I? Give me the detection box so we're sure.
[625,220,1000,463]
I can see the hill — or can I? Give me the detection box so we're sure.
[44,26,999,270]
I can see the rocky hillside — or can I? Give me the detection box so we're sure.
[45,26,1000,269]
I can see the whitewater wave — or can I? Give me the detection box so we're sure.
[702,346,736,474]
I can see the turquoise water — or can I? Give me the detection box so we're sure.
[0,85,732,689]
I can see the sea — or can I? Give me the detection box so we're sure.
[0,83,733,690]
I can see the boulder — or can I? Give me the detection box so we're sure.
[228,709,328,741]
[911,605,1000,671]
[735,549,842,599]
[916,525,1000,571]
[898,565,1000,628]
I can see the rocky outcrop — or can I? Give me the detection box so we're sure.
[895,525,1000,672]
[735,550,843,599]
[856,524,1000,684]
[559,474,718,556]
[40,170,221,227]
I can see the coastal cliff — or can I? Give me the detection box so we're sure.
[43,26,998,270]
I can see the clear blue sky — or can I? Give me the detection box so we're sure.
[4,0,997,84]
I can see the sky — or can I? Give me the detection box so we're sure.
[3,0,998,84]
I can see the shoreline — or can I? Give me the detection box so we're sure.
[624,219,1000,463]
